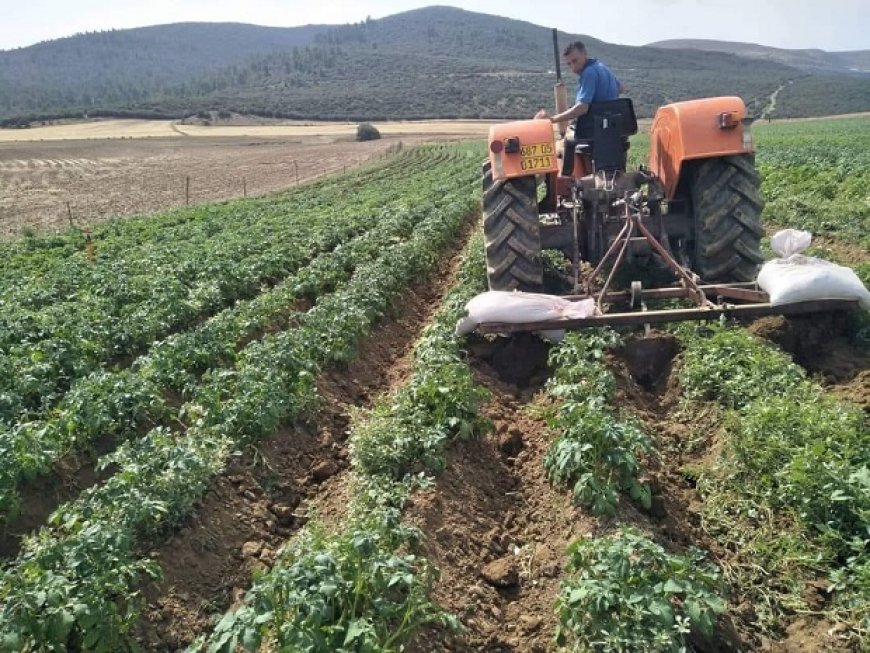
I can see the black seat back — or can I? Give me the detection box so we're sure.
[574,98,638,139]
[562,98,637,175]
[589,113,626,171]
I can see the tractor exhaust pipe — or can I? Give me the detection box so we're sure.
[552,28,568,136]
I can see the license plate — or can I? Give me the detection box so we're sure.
[519,142,555,171]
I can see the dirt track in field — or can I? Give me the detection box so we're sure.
[406,334,592,653]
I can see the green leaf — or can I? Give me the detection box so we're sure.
[343,619,367,644]
[662,579,683,594]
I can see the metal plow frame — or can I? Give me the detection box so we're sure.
[479,199,860,334]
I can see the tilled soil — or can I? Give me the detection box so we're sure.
[407,318,864,653]
[134,216,479,651]
[406,333,593,653]
[748,313,870,409]
[0,135,418,238]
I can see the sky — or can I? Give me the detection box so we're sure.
[1,0,868,53]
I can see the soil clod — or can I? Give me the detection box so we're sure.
[481,557,519,588]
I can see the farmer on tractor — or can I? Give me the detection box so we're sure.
[534,41,624,125]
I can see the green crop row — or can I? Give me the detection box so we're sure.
[196,231,490,653]
[556,528,725,653]
[677,324,869,645]
[0,148,460,423]
[750,118,869,251]
[0,152,453,429]
[543,329,653,516]
[0,158,473,524]
[541,330,728,652]
[0,149,480,651]
[0,148,435,280]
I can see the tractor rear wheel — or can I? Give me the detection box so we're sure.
[482,160,543,291]
[689,154,764,282]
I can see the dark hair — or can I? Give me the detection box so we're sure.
[562,41,586,56]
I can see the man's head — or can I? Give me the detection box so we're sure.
[562,41,588,75]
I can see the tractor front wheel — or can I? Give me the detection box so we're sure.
[689,154,764,282]
[482,160,543,291]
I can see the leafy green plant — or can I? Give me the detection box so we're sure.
[677,324,870,644]
[729,395,868,549]
[555,528,725,653]
[544,330,653,515]
[0,145,484,651]
[204,500,453,653]
[678,325,810,409]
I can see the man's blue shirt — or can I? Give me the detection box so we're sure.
[576,58,621,104]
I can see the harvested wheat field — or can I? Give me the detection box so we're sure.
[0,119,495,238]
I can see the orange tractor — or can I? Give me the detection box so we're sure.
[477,30,855,333]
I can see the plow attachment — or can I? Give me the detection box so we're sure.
[477,200,861,335]
[477,289,860,333]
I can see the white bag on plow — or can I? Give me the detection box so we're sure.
[455,291,596,340]
[757,229,870,309]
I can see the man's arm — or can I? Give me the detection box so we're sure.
[535,101,589,124]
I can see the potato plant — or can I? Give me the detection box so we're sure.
[556,528,725,653]
[0,151,474,524]
[678,324,869,644]
[198,232,489,652]
[0,146,482,651]
[543,330,653,516]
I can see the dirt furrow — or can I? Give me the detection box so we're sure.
[405,334,596,653]
[134,216,479,652]
[747,313,870,409]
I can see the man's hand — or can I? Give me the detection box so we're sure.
[534,109,550,120]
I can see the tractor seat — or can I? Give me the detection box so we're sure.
[561,98,638,176]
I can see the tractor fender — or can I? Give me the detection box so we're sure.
[487,119,558,181]
[649,97,754,200]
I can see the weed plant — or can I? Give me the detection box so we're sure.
[677,324,869,644]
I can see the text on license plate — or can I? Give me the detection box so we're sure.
[519,142,555,171]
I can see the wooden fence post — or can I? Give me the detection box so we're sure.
[186,176,190,205]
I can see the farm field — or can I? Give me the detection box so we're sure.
[0,117,867,653]
[0,119,496,239]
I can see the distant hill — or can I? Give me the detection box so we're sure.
[1,7,869,124]
[647,39,870,75]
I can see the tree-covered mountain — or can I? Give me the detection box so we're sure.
[1,6,868,124]
[647,39,870,75]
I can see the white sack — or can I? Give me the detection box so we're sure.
[757,229,870,309]
[455,291,596,337]
[770,228,812,258]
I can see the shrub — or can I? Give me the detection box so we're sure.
[356,122,381,141]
